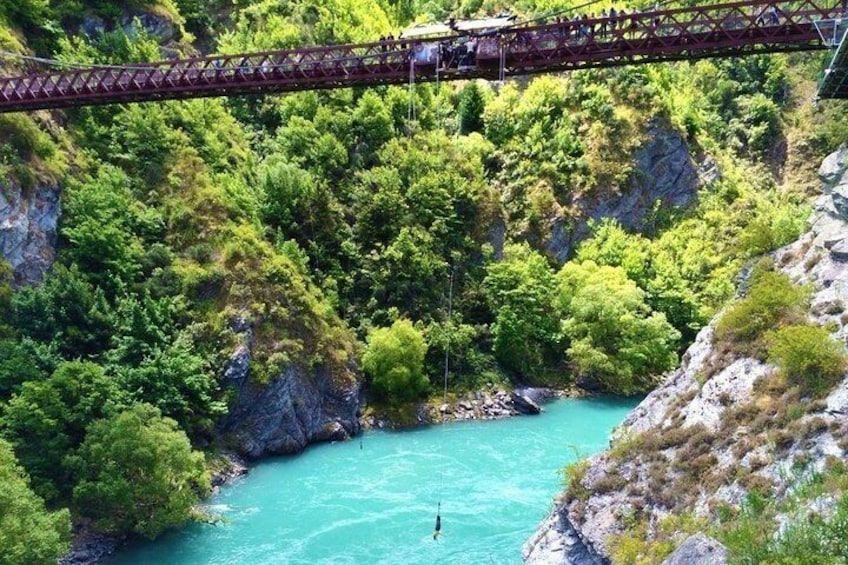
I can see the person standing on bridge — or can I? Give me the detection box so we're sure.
[629,9,640,39]
[465,36,477,67]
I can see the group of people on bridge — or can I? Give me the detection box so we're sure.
[386,1,794,74]
[542,3,783,44]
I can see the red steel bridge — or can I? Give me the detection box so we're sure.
[0,0,843,113]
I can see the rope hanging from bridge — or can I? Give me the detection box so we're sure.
[408,53,416,129]
[433,268,454,542]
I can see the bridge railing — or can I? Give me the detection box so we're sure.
[0,38,418,104]
[0,0,841,110]
[480,0,845,72]
[496,0,838,67]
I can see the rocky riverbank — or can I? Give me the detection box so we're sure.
[523,147,848,563]
[362,386,581,429]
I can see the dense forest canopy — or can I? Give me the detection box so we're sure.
[0,0,846,559]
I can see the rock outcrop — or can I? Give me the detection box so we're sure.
[524,148,848,563]
[661,533,728,565]
[418,387,554,425]
[217,323,361,459]
[511,389,543,415]
[59,523,120,565]
[546,119,703,262]
[0,182,61,285]
[81,10,181,43]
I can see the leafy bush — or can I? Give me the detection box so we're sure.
[558,261,680,395]
[0,439,71,565]
[0,361,119,502]
[715,268,809,355]
[363,319,429,403]
[70,404,209,539]
[483,243,561,382]
[767,324,846,395]
[9,265,114,359]
[458,81,486,135]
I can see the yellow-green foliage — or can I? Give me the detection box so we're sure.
[363,318,429,403]
[712,464,848,563]
[219,0,391,52]
[766,324,847,395]
[558,260,680,394]
[201,222,356,386]
[0,113,68,187]
[715,266,810,355]
[609,513,707,565]
[563,458,590,500]
[0,439,71,565]
[0,16,25,59]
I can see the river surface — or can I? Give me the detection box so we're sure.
[112,396,638,565]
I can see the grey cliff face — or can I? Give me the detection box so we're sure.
[660,533,729,565]
[81,11,180,43]
[524,147,848,563]
[546,119,702,262]
[0,182,61,285]
[523,510,608,565]
[218,329,361,458]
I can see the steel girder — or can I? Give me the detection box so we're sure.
[0,0,839,113]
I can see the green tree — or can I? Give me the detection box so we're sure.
[362,226,448,319]
[0,439,71,565]
[114,332,225,438]
[483,243,561,382]
[259,156,318,233]
[9,265,114,359]
[458,81,486,135]
[363,319,429,403]
[70,404,209,539]
[61,166,156,291]
[352,91,394,167]
[1,361,119,502]
[0,338,45,399]
[558,261,680,394]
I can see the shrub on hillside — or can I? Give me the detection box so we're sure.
[558,260,680,395]
[715,268,809,355]
[766,324,846,395]
[0,439,71,565]
[69,404,209,539]
[362,319,428,403]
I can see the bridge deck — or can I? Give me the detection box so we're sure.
[0,0,840,113]
[818,17,848,97]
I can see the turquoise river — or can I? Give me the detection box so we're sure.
[112,396,638,565]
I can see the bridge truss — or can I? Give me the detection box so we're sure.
[0,0,841,113]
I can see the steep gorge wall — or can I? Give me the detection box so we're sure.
[545,119,707,262]
[524,147,848,563]
[0,182,61,286]
[216,322,361,459]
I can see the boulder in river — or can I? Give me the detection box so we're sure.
[511,390,541,415]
